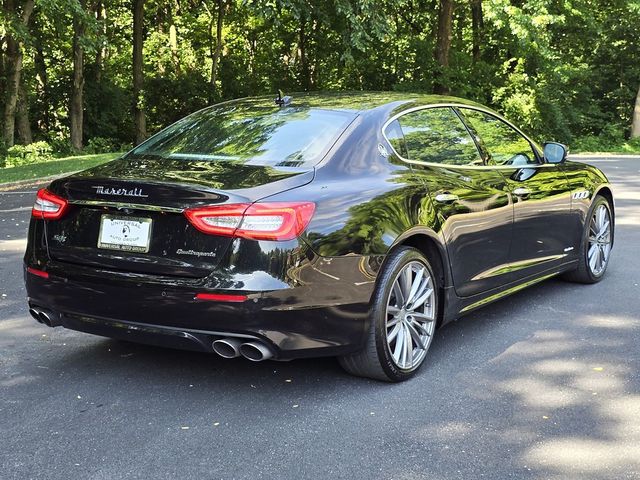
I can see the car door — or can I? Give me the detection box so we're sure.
[458,108,574,280]
[385,107,513,297]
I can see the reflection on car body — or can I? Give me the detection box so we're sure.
[24,92,614,381]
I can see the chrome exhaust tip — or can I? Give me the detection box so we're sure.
[29,308,43,323]
[212,338,243,359]
[239,341,274,362]
[39,311,52,327]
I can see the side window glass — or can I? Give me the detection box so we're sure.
[461,109,538,166]
[395,107,482,166]
[384,119,408,158]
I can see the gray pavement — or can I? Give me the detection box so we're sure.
[1,157,639,479]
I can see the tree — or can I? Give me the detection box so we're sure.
[434,0,454,94]
[132,0,146,144]
[70,0,87,151]
[632,85,640,138]
[2,0,35,148]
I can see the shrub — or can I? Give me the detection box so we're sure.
[5,141,54,167]
[85,137,120,154]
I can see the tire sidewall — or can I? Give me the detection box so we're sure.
[372,248,438,381]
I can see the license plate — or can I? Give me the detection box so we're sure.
[98,215,152,253]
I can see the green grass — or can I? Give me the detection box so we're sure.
[0,152,121,185]
[571,137,640,155]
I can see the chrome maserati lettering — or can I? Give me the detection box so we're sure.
[92,185,148,198]
[176,249,217,258]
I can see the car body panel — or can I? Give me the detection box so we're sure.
[24,92,613,359]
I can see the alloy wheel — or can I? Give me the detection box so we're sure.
[385,261,436,370]
[587,204,612,276]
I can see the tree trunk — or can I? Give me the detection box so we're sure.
[16,80,32,144]
[94,0,106,83]
[434,0,454,95]
[33,26,50,131]
[133,0,147,145]
[169,0,181,75]
[2,0,35,147]
[299,15,311,90]
[209,0,224,98]
[632,85,640,138]
[471,0,483,64]
[70,0,86,152]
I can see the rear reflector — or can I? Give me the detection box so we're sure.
[195,293,248,302]
[32,189,68,220]
[27,267,49,279]
[184,202,315,241]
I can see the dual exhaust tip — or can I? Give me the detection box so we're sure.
[29,307,60,327]
[212,338,274,362]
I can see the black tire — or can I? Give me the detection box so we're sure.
[338,246,439,382]
[562,195,613,284]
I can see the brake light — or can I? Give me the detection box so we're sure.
[184,202,315,241]
[32,189,68,220]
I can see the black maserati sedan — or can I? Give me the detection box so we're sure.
[24,92,614,381]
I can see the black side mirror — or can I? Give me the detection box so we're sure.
[543,142,568,164]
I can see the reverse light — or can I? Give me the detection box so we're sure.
[184,202,315,241]
[32,189,68,220]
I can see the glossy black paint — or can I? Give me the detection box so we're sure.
[24,92,613,359]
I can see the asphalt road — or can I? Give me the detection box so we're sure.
[1,156,639,480]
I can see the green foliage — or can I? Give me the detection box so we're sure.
[1,0,639,155]
[5,142,54,167]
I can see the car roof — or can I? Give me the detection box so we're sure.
[219,91,493,115]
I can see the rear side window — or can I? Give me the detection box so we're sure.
[460,109,538,166]
[385,120,408,158]
[390,107,482,166]
[127,105,356,168]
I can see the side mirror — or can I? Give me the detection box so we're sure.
[543,142,568,164]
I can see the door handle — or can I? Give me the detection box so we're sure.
[434,193,459,203]
[513,187,531,197]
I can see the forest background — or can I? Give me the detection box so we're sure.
[1,0,640,171]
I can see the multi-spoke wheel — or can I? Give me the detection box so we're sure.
[385,261,436,370]
[587,203,612,276]
[339,247,439,382]
[563,195,613,284]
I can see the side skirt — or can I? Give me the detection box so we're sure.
[441,260,579,323]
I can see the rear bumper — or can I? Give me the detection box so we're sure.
[24,254,380,359]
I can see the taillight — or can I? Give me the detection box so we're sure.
[184,202,315,241]
[32,189,68,220]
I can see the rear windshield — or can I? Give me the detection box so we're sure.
[126,103,356,168]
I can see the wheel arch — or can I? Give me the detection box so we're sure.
[383,228,453,326]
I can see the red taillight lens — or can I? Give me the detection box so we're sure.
[184,202,315,241]
[32,189,68,220]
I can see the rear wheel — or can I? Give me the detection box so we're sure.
[339,247,438,382]
[563,195,613,283]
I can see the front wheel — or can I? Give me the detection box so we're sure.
[339,247,439,382]
[563,195,613,284]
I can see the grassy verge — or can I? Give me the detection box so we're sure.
[572,138,640,155]
[0,152,121,185]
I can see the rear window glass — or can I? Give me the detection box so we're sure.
[126,104,356,168]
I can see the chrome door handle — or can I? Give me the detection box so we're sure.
[513,187,531,197]
[434,193,459,203]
